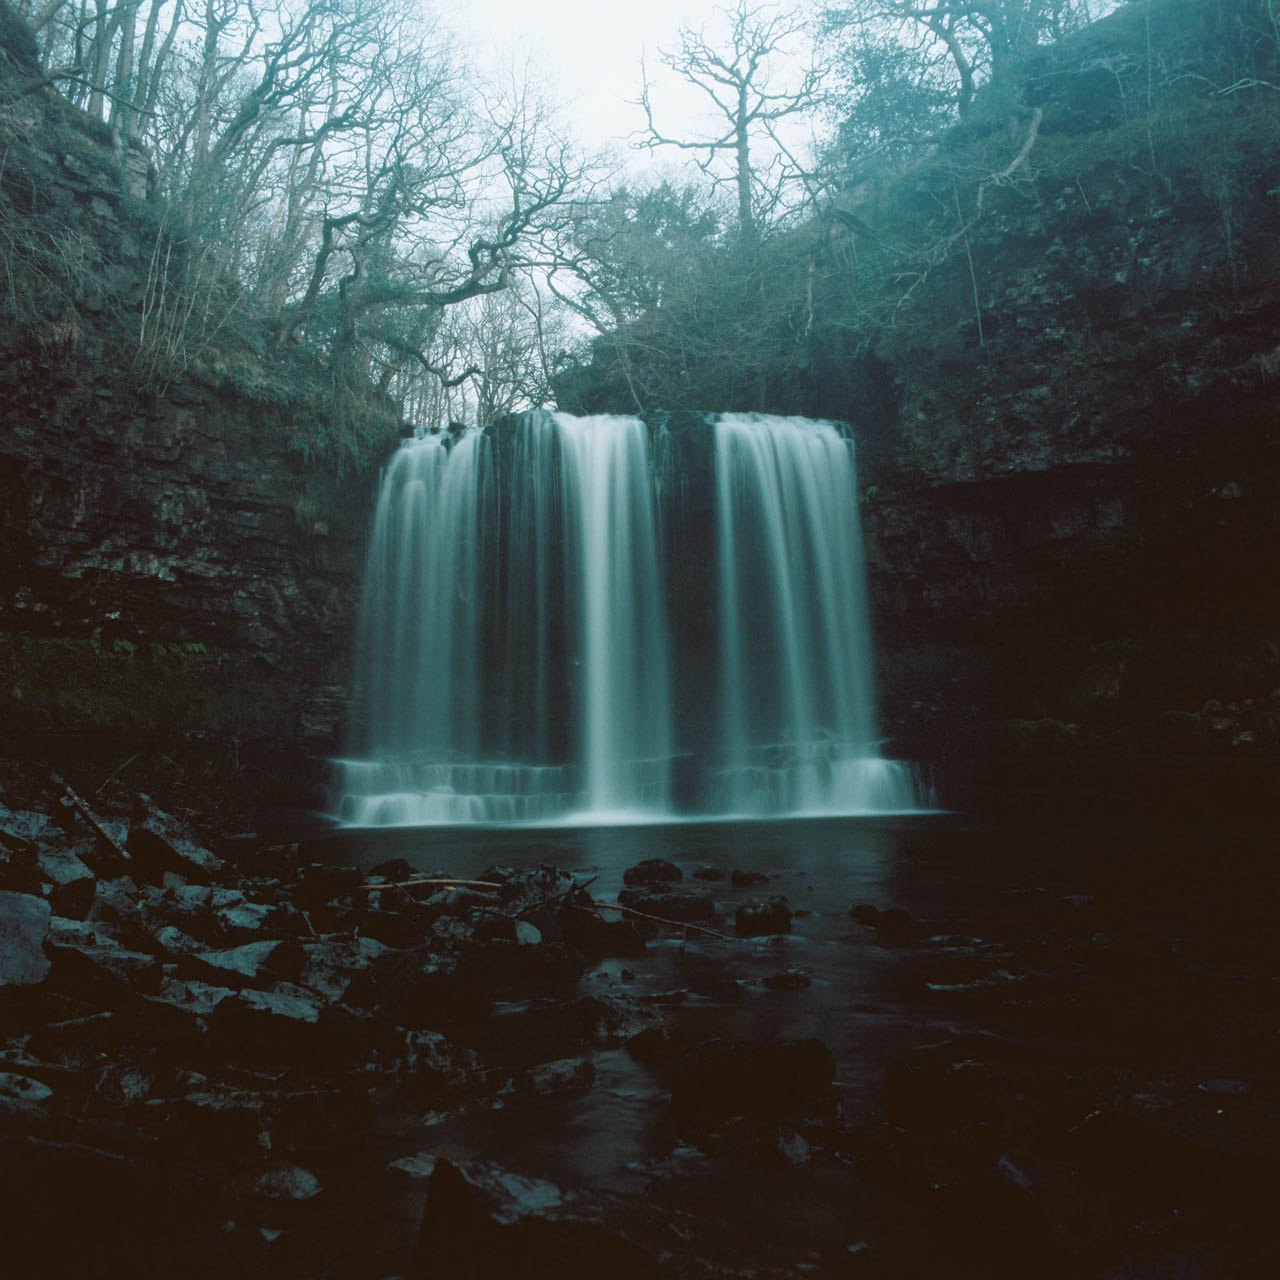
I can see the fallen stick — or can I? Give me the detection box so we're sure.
[50,771,130,863]
[95,752,141,795]
[572,898,736,943]
[355,877,502,892]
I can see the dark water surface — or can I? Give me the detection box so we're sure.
[309,813,1279,1273]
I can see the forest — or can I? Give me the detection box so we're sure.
[3,0,1210,458]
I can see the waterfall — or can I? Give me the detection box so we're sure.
[333,411,921,825]
[556,414,673,814]
[714,414,915,814]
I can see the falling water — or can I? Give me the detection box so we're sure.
[714,414,916,814]
[556,414,673,815]
[333,410,921,825]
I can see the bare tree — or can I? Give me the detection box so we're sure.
[636,0,822,239]
[817,1,1120,119]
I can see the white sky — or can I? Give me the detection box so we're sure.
[443,0,819,166]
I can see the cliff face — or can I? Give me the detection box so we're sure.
[0,377,358,653]
[827,0,1280,810]
[0,71,371,826]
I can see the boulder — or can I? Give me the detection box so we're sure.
[295,935,388,1002]
[46,938,164,998]
[559,902,648,959]
[36,849,96,919]
[693,864,728,881]
[616,887,717,923]
[0,804,54,851]
[0,890,51,986]
[849,902,912,938]
[734,896,791,936]
[124,824,222,886]
[622,858,682,886]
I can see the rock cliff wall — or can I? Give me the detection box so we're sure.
[0,69,372,827]
[836,0,1280,810]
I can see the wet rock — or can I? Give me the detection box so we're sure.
[124,823,222,886]
[149,975,236,1020]
[622,858,682,886]
[481,864,573,913]
[401,1030,483,1104]
[692,1117,813,1168]
[171,1087,271,1160]
[345,948,470,1022]
[87,876,154,953]
[0,890,52,985]
[636,988,689,1005]
[559,899,648,959]
[237,1161,322,1202]
[434,914,476,945]
[369,857,414,882]
[762,968,811,990]
[46,938,164,998]
[671,1038,835,1126]
[616,887,717,923]
[36,848,97,919]
[176,938,305,990]
[93,1058,158,1110]
[470,912,517,943]
[849,902,913,938]
[24,1011,118,1069]
[206,983,342,1064]
[560,906,645,957]
[0,1070,54,1107]
[563,994,662,1043]
[693,864,728,881]
[296,934,388,1002]
[152,923,204,956]
[0,1069,55,1135]
[388,1152,438,1180]
[414,1158,732,1280]
[352,883,430,946]
[0,804,53,850]
[730,869,769,887]
[514,919,541,945]
[213,899,276,941]
[626,1025,702,1070]
[519,1056,596,1097]
[735,896,792,936]
[294,863,364,907]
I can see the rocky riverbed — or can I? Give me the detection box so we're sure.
[2,758,1278,1278]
